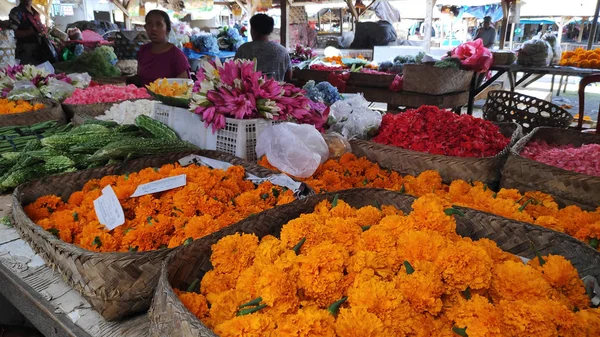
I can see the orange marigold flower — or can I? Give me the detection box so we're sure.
[213,313,275,337]
[490,260,553,302]
[205,289,251,328]
[335,307,387,337]
[175,290,209,320]
[435,239,493,292]
[276,306,336,337]
[448,294,502,337]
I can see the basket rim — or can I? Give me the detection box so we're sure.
[12,150,280,260]
[509,126,600,179]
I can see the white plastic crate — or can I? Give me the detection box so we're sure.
[152,102,280,161]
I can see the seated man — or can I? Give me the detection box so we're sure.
[235,14,292,82]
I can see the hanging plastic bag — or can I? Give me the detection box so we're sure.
[323,132,352,159]
[40,78,76,101]
[256,122,329,178]
[7,80,42,100]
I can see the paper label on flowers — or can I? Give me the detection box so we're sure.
[246,174,302,194]
[178,155,232,170]
[130,174,187,198]
[94,185,125,230]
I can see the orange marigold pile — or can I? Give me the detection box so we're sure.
[177,195,600,337]
[24,163,295,252]
[259,154,600,250]
[560,48,600,69]
[0,98,44,115]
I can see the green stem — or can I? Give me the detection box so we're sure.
[237,304,267,316]
[293,237,306,255]
[331,194,339,208]
[462,286,471,300]
[327,296,348,316]
[444,208,465,217]
[518,198,533,212]
[399,183,405,193]
[239,297,263,308]
[361,225,371,231]
[186,278,200,292]
[403,260,415,275]
[452,326,468,337]
[529,242,546,266]
[590,238,599,249]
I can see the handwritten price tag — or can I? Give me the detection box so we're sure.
[93,185,125,230]
[130,174,187,198]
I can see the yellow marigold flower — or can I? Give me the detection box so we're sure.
[205,289,251,328]
[412,170,444,196]
[397,229,450,263]
[253,235,288,269]
[395,262,444,315]
[448,294,502,337]
[355,205,383,226]
[213,313,275,337]
[255,268,299,319]
[534,215,565,233]
[210,233,259,275]
[347,276,401,315]
[472,238,521,264]
[275,306,336,337]
[347,250,396,279]
[175,290,209,320]
[528,254,590,310]
[380,204,402,216]
[490,260,552,302]
[234,265,261,299]
[324,217,363,252]
[496,188,522,202]
[497,299,573,337]
[435,239,493,292]
[328,200,356,219]
[184,214,220,240]
[297,241,349,307]
[409,193,456,235]
[201,269,240,295]
[335,307,387,337]
[280,213,326,251]
[560,308,600,337]
[377,214,414,237]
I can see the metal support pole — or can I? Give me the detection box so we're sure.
[588,0,600,49]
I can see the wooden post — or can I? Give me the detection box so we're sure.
[424,0,435,52]
[280,0,288,47]
[557,17,572,45]
[499,0,510,50]
[578,22,585,43]
[588,0,600,49]
[509,23,515,49]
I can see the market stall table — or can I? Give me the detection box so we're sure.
[0,195,149,337]
[467,64,599,116]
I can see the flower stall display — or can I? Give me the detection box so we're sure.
[63,84,151,105]
[289,44,316,65]
[24,163,295,252]
[0,98,44,115]
[96,99,157,125]
[53,45,121,78]
[174,194,599,337]
[378,52,426,74]
[373,105,510,158]
[449,39,494,73]
[259,153,600,251]
[0,64,90,101]
[146,78,193,108]
[217,26,244,52]
[560,48,600,69]
[190,59,315,132]
[521,141,600,177]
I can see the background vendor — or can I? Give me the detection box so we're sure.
[235,14,292,82]
[129,10,190,87]
[9,0,50,65]
[475,16,496,49]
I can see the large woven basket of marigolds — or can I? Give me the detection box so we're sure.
[350,106,523,189]
[0,98,65,127]
[149,188,600,337]
[11,150,307,321]
[500,127,600,211]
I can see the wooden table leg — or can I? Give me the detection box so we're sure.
[550,74,555,93]
[557,75,564,96]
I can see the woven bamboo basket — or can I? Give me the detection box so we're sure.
[0,99,65,127]
[11,150,279,321]
[62,101,128,121]
[500,127,600,210]
[402,64,474,95]
[347,72,397,89]
[492,51,517,66]
[149,188,600,336]
[351,123,522,189]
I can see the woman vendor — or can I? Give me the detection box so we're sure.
[129,10,190,87]
[9,0,52,65]
[235,14,292,82]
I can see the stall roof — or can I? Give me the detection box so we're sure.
[519,0,597,17]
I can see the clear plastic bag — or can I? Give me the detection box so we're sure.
[256,122,329,178]
[67,73,92,88]
[329,94,382,139]
[324,132,352,159]
[40,78,76,101]
[36,61,55,74]
[7,80,42,100]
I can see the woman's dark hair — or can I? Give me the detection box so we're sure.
[250,14,274,36]
[146,9,171,33]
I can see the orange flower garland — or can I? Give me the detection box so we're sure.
[560,48,600,69]
[177,195,600,336]
[258,154,600,250]
[24,163,295,252]
[0,99,44,115]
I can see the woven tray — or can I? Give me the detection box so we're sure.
[351,123,522,189]
[62,101,127,121]
[500,127,600,210]
[149,188,600,336]
[347,72,397,88]
[11,150,278,321]
[0,99,65,127]
[71,99,143,125]
[402,64,474,95]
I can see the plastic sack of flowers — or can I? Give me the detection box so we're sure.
[189,58,318,132]
[217,26,244,51]
[328,94,382,139]
[190,32,219,55]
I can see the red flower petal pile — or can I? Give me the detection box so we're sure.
[522,141,600,176]
[373,105,510,157]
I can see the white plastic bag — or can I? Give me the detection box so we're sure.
[329,94,382,139]
[36,61,55,74]
[40,78,76,101]
[67,73,92,88]
[256,123,329,178]
[7,80,42,100]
